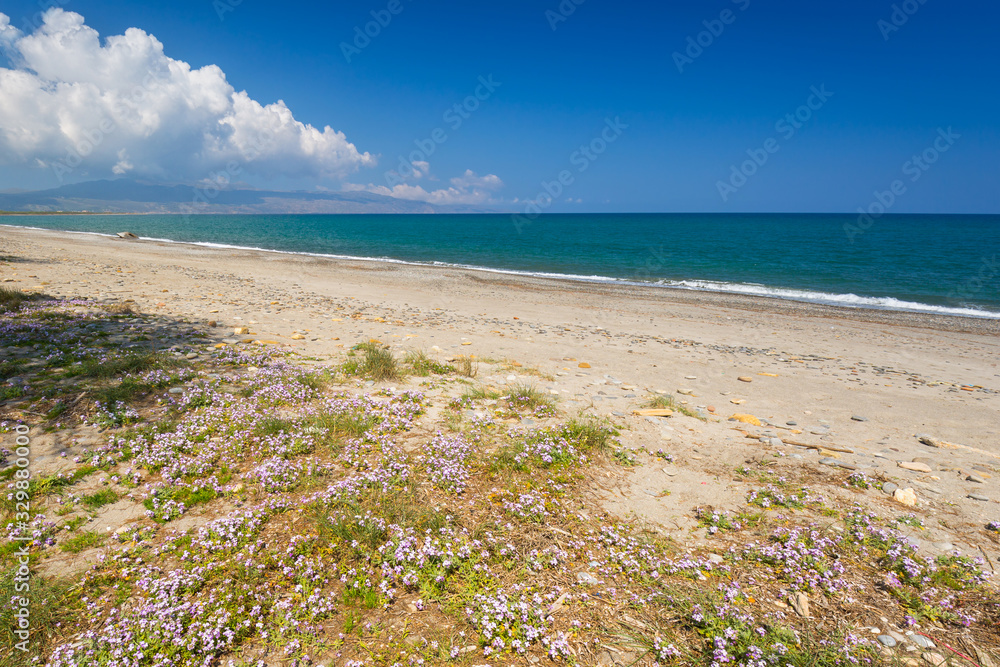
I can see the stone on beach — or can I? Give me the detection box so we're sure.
[729,413,761,426]
[737,376,753,382]
[898,461,932,473]
[894,488,918,506]
[116,231,138,239]
[789,592,810,617]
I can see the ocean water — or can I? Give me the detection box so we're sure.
[4,213,999,318]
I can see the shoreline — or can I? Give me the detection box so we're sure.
[3,222,998,331]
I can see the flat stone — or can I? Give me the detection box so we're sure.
[877,635,897,648]
[968,493,989,502]
[789,592,810,617]
[737,376,753,382]
[921,652,946,666]
[851,415,868,422]
[966,474,986,484]
[786,420,797,426]
[820,457,856,470]
[882,482,899,495]
[899,461,932,473]
[167,387,184,394]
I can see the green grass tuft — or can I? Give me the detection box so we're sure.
[81,489,119,510]
[644,394,703,420]
[403,350,455,376]
[361,343,400,381]
[60,531,104,553]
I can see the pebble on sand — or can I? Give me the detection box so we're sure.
[738,376,753,382]
[729,413,761,426]
[893,488,918,507]
[578,362,591,368]
[899,461,933,473]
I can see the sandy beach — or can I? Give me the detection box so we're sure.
[4,224,999,443]
[3,224,1000,663]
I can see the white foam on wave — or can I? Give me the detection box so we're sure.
[4,222,998,320]
[663,279,1000,319]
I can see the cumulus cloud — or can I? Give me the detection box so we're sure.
[0,9,375,182]
[346,168,504,205]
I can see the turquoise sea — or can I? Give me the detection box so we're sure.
[4,213,999,318]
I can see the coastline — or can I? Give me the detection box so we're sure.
[3,224,999,447]
[3,222,998,332]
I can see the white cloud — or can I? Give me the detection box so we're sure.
[0,9,375,182]
[346,168,503,205]
[411,160,430,178]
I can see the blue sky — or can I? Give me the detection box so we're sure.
[0,0,997,212]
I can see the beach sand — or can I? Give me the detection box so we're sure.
[3,224,1000,568]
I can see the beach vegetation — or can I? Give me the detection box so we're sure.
[0,286,43,312]
[403,349,456,376]
[343,340,401,381]
[2,290,997,666]
[60,530,105,553]
[644,393,704,420]
[81,488,119,509]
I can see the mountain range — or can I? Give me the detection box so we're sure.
[0,179,496,214]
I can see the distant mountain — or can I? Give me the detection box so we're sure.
[0,179,497,214]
